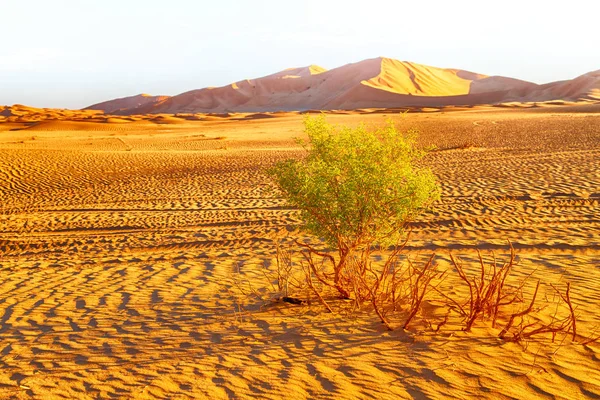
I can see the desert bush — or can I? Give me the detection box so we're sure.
[276,237,445,330]
[269,116,440,298]
[263,117,597,341]
[262,237,599,341]
[498,281,578,343]
[451,244,523,331]
[450,247,599,345]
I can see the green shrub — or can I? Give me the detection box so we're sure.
[269,116,440,298]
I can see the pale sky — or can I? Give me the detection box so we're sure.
[2,0,599,109]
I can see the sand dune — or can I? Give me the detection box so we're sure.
[0,105,104,127]
[124,57,539,114]
[524,69,600,102]
[82,57,598,115]
[86,93,171,114]
[360,58,523,97]
[149,115,188,125]
[16,120,157,132]
[0,108,599,398]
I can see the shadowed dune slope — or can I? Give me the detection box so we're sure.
[524,69,600,101]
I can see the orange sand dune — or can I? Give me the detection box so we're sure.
[0,105,103,125]
[81,57,599,115]
[149,115,188,124]
[108,57,541,114]
[17,119,153,132]
[103,117,135,123]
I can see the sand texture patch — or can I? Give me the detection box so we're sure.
[0,107,599,399]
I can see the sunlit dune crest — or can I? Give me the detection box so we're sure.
[361,58,484,96]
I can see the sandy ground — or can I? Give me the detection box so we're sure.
[0,106,599,399]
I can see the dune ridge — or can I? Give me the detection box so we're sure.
[126,57,538,114]
[80,57,599,115]
[86,93,171,114]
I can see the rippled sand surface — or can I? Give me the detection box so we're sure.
[1,107,599,399]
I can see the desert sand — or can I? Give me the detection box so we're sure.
[0,104,599,399]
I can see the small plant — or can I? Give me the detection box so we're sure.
[498,282,577,343]
[291,237,442,330]
[402,254,441,330]
[450,247,598,345]
[451,244,520,331]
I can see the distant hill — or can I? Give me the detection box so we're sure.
[80,58,599,114]
[520,69,600,102]
[86,93,170,114]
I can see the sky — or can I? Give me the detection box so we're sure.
[1,0,599,109]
